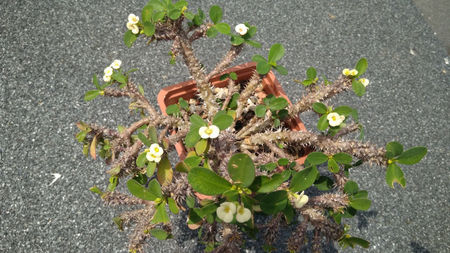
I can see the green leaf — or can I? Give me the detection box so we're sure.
[157,155,173,186]
[206,26,218,38]
[186,195,195,208]
[124,30,138,48]
[350,198,371,211]
[312,102,327,114]
[228,153,255,187]
[386,163,406,188]
[268,97,288,111]
[386,141,403,159]
[93,74,100,89]
[260,190,288,214]
[84,90,100,101]
[317,114,329,131]
[188,167,232,195]
[268,43,285,64]
[195,138,208,154]
[185,130,201,148]
[306,67,317,80]
[228,93,239,109]
[107,175,119,191]
[314,176,334,191]
[190,114,206,128]
[273,65,288,75]
[178,97,189,110]
[212,112,233,130]
[245,40,262,48]
[149,179,163,198]
[346,236,370,249]
[147,162,157,177]
[256,61,271,75]
[353,190,368,199]
[148,0,165,11]
[209,5,222,24]
[153,11,166,22]
[257,171,290,193]
[142,5,153,22]
[168,8,182,20]
[166,104,180,115]
[396,147,427,165]
[136,152,148,168]
[277,158,289,166]
[150,228,169,240]
[230,34,245,45]
[127,179,158,201]
[260,162,277,171]
[344,181,359,195]
[333,153,353,164]
[306,152,328,165]
[152,202,170,224]
[289,166,319,192]
[273,118,281,128]
[215,22,230,34]
[168,197,179,214]
[184,11,195,20]
[352,79,366,97]
[89,185,103,195]
[253,105,266,118]
[328,158,340,173]
[252,55,266,63]
[355,58,368,77]
[138,84,145,95]
[229,72,238,80]
[333,106,354,116]
[112,72,127,84]
[137,133,152,147]
[143,22,155,36]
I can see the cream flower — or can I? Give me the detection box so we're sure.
[149,143,164,157]
[342,68,358,77]
[235,24,248,36]
[199,125,220,139]
[359,78,369,87]
[126,22,135,30]
[103,75,111,82]
[104,66,113,77]
[146,152,161,163]
[216,202,237,223]
[128,14,139,24]
[235,205,252,223]
[294,191,309,209]
[130,24,139,34]
[110,59,122,70]
[327,112,345,127]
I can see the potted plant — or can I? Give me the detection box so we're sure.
[77,1,427,252]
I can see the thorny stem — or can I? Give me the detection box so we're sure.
[235,70,261,120]
[221,79,237,110]
[207,45,244,81]
[288,76,352,117]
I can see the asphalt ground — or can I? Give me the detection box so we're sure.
[1,0,449,252]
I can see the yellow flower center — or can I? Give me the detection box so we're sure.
[332,116,337,121]
[224,206,230,213]
[238,207,244,215]
[205,128,213,135]
[154,147,159,152]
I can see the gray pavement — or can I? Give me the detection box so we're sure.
[1,0,449,252]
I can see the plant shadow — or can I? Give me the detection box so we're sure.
[356,210,378,230]
[410,241,431,253]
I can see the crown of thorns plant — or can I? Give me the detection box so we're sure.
[77,1,427,252]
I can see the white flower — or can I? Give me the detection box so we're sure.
[128,14,139,24]
[149,143,164,157]
[235,24,248,36]
[110,59,122,69]
[146,152,161,163]
[126,22,135,30]
[103,75,111,82]
[327,112,345,127]
[235,205,252,223]
[359,78,369,87]
[104,66,113,77]
[216,202,236,223]
[294,191,309,209]
[130,24,139,34]
[199,125,220,139]
[342,68,358,77]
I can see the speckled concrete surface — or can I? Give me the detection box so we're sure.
[1,1,449,252]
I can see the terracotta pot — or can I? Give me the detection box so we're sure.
[157,62,310,165]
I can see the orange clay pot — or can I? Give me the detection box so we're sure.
[157,62,310,165]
